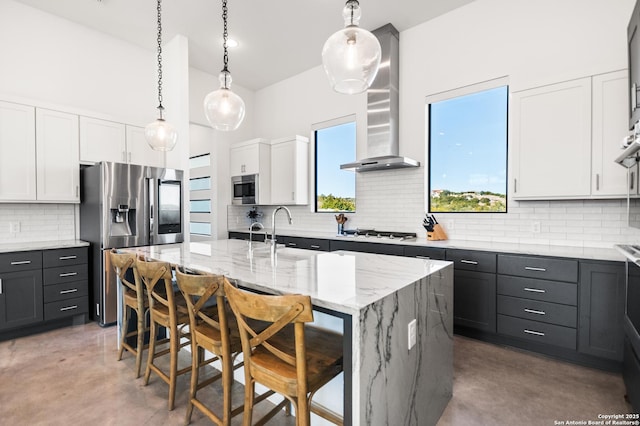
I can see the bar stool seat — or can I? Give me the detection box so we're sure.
[223,281,344,426]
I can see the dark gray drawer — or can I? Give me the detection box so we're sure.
[497,295,577,328]
[498,254,578,282]
[404,246,446,260]
[446,249,496,273]
[43,264,88,286]
[497,314,576,350]
[282,236,330,251]
[43,247,88,268]
[44,296,88,320]
[497,275,577,305]
[0,251,42,273]
[44,281,89,303]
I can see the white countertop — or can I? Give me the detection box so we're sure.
[0,239,89,254]
[127,239,450,315]
[229,228,625,262]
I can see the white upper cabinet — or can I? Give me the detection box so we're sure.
[270,136,309,205]
[35,108,79,202]
[0,101,36,201]
[126,125,165,168]
[512,71,631,200]
[229,138,270,177]
[512,77,592,199]
[591,70,637,197]
[79,116,126,164]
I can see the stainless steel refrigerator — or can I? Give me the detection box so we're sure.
[80,161,184,326]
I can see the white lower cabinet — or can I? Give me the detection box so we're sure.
[512,70,632,200]
[270,136,309,205]
[0,101,36,201]
[35,109,79,202]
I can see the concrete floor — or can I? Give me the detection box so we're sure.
[0,322,632,425]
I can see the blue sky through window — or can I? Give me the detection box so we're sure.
[316,121,356,199]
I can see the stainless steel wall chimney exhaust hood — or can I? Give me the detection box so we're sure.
[340,24,420,172]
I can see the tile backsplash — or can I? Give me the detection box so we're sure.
[0,204,76,243]
[228,168,640,249]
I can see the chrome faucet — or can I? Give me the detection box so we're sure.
[249,222,264,244]
[270,206,292,246]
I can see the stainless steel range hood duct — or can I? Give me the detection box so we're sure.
[340,24,420,172]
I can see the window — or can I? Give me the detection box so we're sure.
[427,79,508,213]
[189,153,212,239]
[313,116,356,212]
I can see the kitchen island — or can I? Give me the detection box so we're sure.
[129,239,454,426]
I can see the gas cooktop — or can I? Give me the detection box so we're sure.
[341,229,417,241]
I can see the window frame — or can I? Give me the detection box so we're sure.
[426,77,509,214]
[311,114,357,213]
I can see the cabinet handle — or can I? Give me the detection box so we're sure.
[523,329,545,337]
[59,272,78,277]
[524,308,546,315]
[310,245,321,249]
[76,186,79,197]
[60,305,78,312]
[460,259,478,265]
[415,255,431,260]
[59,255,77,260]
[10,260,31,265]
[632,171,636,191]
[524,266,546,272]
[523,287,546,293]
[633,83,637,112]
[596,173,600,191]
[287,242,297,247]
[514,178,517,193]
[0,278,3,294]
[60,289,78,295]
[122,151,126,162]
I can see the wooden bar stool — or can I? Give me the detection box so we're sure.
[223,281,344,426]
[175,268,281,426]
[109,249,148,378]
[137,257,191,410]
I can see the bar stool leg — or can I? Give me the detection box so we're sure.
[144,320,157,385]
[243,379,255,426]
[118,305,129,361]
[168,322,179,411]
[135,308,145,378]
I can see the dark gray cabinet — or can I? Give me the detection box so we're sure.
[42,247,89,321]
[0,251,43,330]
[447,249,497,332]
[280,236,330,251]
[330,239,404,256]
[403,246,446,260]
[578,261,625,361]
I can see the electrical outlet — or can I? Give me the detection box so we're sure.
[236,216,239,224]
[408,319,417,350]
[532,221,541,234]
[447,220,454,231]
[9,222,20,233]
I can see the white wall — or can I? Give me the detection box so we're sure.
[229,0,640,249]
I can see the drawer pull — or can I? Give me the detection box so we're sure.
[60,289,78,295]
[523,287,546,293]
[59,255,77,260]
[523,329,545,337]
[60,305,78,312]
[460,259,478,265]
[524,308,546,315]
[524,266,546,272]
[59,272,78,277]
[287,243,297,247]
[415,256,431,260]
[10,260,31,265]
[0,278,3,295]
[310,245,321,249]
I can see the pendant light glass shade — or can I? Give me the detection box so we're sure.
[145,115,178,152]
[146,0,177,151]
[204,70,245,131]
[322,0,381,95]
[204,0,245,131]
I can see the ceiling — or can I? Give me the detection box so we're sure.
[14,0,475,91]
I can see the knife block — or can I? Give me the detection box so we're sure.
[427,224,448,241]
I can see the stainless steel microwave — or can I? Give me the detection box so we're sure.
[232,174,259,205]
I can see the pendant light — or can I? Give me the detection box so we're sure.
[203,0,245,131]
[322,0,382,95]
[145,0,178,152]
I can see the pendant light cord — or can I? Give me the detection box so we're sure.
[222,0,229,73]
[156,0,164,117]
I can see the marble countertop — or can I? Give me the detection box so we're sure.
[127,239,451,315]
[0,239,89,254]
[228,228,625,262]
